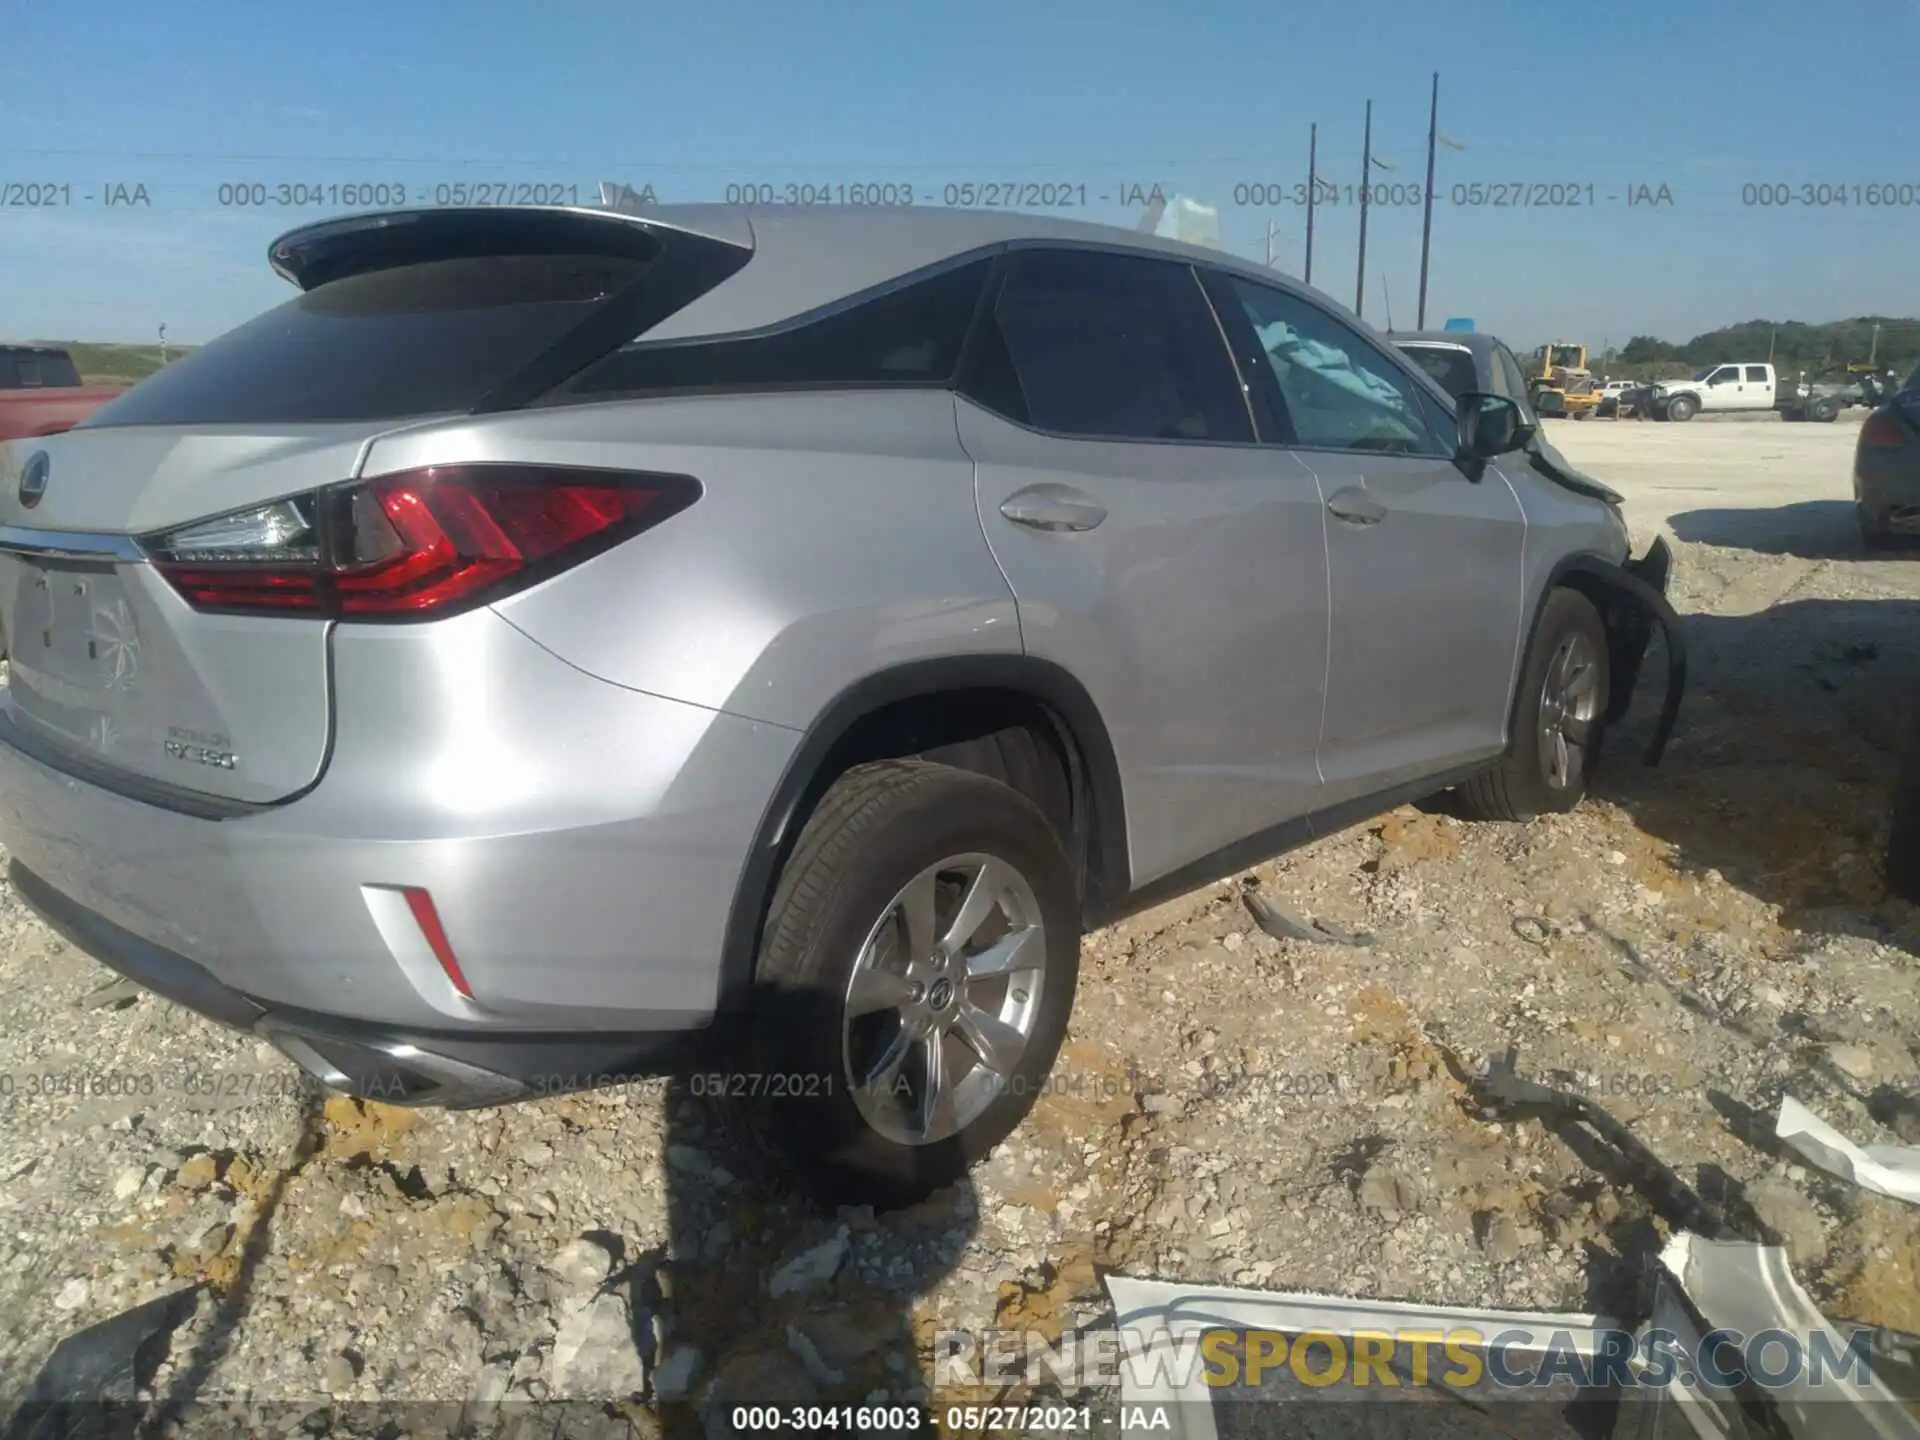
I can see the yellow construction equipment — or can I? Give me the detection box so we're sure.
[1528,342,1602,419]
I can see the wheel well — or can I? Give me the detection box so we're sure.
[716,663,1130,1012]
[826,689,1076,846]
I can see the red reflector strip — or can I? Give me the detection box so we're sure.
[401,887,474,1000]
[154,567,325,610]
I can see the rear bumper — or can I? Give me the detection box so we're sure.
[0,607,801,1035]
[10,859,698,1105]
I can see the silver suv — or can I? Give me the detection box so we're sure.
[0,205,1679,1203]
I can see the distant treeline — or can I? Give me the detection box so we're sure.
[1601,318,1920,382]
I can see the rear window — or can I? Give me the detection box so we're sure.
[83,253,662,427]
[1399,344,1479,400]
[1,352,80,389]
[544,257,993,401]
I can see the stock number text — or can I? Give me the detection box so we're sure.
[1742,182,1919,208]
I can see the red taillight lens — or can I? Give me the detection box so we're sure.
[1859,410,1911,450]
[146,465,697,619]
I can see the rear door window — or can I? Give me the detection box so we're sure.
[1400,345,1478,400]
[84,251,683,427]
[1745,365,1770,383]
[961,249,1254,443]
[1494,346,1529,401]
[546,256,992,400]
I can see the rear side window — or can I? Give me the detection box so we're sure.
[1401,345,1478,400]
[962,249,1253,443]
[547,257,992,400]
[1745,365,1770,383]
[84,253,664,427]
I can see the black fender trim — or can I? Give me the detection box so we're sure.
[1524,539,1686,767]
[713,655,1130,1015]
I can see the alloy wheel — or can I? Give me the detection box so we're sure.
[1538,632,1601,792]
[840,853,1047,1147]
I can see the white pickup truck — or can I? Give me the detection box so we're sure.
[1648,363,1779,421]
[1650,362,1861,423]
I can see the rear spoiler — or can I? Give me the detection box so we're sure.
[266,206,744,292]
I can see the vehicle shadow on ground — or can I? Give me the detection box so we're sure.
[1595,595,1920,955]
[656,993,977,1438]
[1666,501,1897,561]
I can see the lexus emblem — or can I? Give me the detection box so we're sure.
[18,451,50,509]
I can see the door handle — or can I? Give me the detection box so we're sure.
[1325,486,1387,526]
[999,484,1108,533]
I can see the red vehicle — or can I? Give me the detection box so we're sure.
[0,345,127,442]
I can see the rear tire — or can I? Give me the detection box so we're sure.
[746,760,1080,1208]
[1455,589,1610,823]
[1664,394,1698,422]
[1812,399,1839,422]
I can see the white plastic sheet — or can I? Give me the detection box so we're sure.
[1776,1096,1920,1205]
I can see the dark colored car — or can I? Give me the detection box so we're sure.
[1854,362,1920,549]
[1392,331,1626,507]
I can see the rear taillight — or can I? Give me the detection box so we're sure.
[144,465,698,618]
[1859,410,1911,450]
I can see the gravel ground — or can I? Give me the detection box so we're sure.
[1,415,1916,1437]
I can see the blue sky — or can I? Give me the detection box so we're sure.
[4,0,1916,347]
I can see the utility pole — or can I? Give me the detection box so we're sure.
[1264,220,1282,268]
[1870,322,1881,365]
[1304,123,1318,287]
[1383,273,1394,331]
[1416,72,1438,329]
[1355,100,1373,317]
[158,323,168,367]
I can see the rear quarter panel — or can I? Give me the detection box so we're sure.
[364,390,1022,728]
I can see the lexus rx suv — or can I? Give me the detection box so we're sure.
[0,204,1678,1203]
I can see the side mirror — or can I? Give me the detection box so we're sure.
[1455,392,1533,462]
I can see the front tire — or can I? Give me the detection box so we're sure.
[1665,394,1699,422]
[1812,399,1839,422]
[1455,588,1610,822]
[747,760,1081,1207]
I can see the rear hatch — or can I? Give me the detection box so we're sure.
[0,206,751,807]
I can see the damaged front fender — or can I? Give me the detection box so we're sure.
[1562,535,1687,767]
